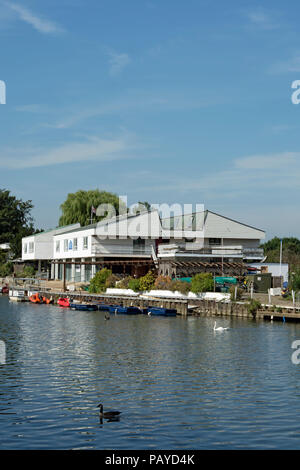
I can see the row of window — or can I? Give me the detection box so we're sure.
[56,236,89,253]
[23,242,34,254]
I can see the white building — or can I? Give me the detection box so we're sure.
[22,224,80,274]
[22,209,265,282]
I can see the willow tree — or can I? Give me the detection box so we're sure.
[58,189,127,227]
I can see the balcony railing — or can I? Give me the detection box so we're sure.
[91,244,153,255]
[158,244,264,258]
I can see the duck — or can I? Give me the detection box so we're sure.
[213,321,229,332]
[104,314,110,320]
[97,403,121,419]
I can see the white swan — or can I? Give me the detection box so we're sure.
[213,321,229,332]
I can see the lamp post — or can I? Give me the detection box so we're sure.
[279,239,283,287]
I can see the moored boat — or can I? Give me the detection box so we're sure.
[1,284,8,295]
[147,307,177,317]
[70,303,98,311]
[57,297,70,308]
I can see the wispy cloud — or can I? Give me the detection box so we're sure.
[107,50,131,77]
[0,135,135,169]
[269,53,300,74]
[246,8,280,30]
[3,1,64,34]
[129,151,300,199]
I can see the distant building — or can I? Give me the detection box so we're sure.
[21,209,265,282]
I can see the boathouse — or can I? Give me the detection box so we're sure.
[21,209,265,282]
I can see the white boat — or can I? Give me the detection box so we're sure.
[9,289,26,302]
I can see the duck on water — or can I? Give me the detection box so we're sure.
[97,403,121,420]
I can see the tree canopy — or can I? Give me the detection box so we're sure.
[58,189,127,227]
[0,189,35,257]
[261,237,300,270]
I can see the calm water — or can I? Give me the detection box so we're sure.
[1,295,300,449]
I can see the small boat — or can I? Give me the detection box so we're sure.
[97,304,111,311]
[29,292,43,303]
[108,305,142,315]
[70,303,98,311]
[126,306,142,315]
[57,297,70,308]
[147,307,177,317]
[1,284,8,295]
[9,289,26,302]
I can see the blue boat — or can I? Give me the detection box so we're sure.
[108,305,142,315]
[97,304,111,311]
[147,307,177,317]
[70,303,98,311]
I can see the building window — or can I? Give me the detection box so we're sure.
[29,242,34,253]
[209,238,221,246]
[64,239,68,251]
[73,238,78,251]
[56,241,60,253]
[83,237,88,250]
[23,243,27,254]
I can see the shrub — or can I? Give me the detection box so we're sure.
[0,262,13,277]
[117,276,132,289]
[154,275,172,291]
[191,273,214,294]
[128,278,141,292]
[16,265,36,278]
[247,299,261,315]
[105,274,119,288]
[89,268,112,293]
[139,271,156,292]
[171,279,190,295]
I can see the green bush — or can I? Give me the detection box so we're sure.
[247,299,261,315]
[89,268,112,293]
[191,273,214,294]
[0,262,13,277]
[128,278,141,292]
[171,279,190,295]
[139,271,156,292]
[15,265,36,278]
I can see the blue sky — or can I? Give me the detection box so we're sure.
[0,0,300,238]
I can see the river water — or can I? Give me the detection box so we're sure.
[1,295,300,449]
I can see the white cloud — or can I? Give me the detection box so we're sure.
[246,8,279,30]
[269,54,300,74]
[3,1,64,34]
[107,51,131,77]
[234,152,298,170]
[0,135,135,169]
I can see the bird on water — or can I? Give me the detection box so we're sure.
[105,314,110,320]
[213,321,229,332]
[97,404,121,419]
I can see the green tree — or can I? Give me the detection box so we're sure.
[59,189,127,227]
[261,237,300,271]
[0,189,35,257]
[191,273,214,293]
